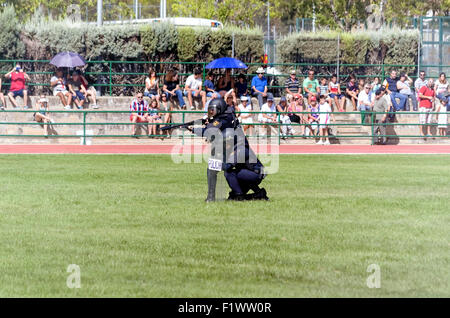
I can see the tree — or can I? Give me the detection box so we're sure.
[170,0,268,27]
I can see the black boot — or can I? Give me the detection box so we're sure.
[246,188,269,201]
[227,191,245,201]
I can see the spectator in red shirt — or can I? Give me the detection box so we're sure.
[5,64,30,109]
[418,79,435,138]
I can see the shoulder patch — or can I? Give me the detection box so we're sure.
[213,120,220,126]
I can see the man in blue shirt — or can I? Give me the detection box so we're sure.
[251,67,274,108]
[383,70,407,112]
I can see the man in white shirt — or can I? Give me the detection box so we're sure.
[258,97,277,136]
[357,84,373,124]
[184,68,206,110]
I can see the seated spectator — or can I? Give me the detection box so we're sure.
[436,94,448,137]
[328,74,345,112]
[397,73,417,111]
[319,77,332,105]
[418,79,435,138]
[358,78,366,93]
[303,69,320,102]
[144,68,160,100]
[285,70,301,96]
[288,94,306,136]
[0,77,8,110]
[383,70,407,113]
[79,71,98,109]
[369,77,381,102]
[435,72,449,111]
[235,74,249,99]
[372,89,389,145]
[237,96,253,135]
[68,71,87,109]
[306,95,320,136]
[50,68,72,110]
[148,99,163,139]
[217,69,235,98]
[257,97,277,135]
[276,96,295,139]
[317,94,334,145]
[224,91,237,112]
[129,92,149,137]
[357,84,373,124]
[345,74,359,111]
[34,95,54,137]
[184,68,206,110]
[5,64,30,109]
[160,93,173,126]
[252,67,273,109]
[163,69,185,109]
[204,72,219,99]
[380,85,394,121]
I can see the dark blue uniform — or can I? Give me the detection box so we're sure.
[197,107,266,198]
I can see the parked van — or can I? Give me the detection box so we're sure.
[97,17,223,30]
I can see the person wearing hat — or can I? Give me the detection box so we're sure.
[237,95,253,135]
[251,67,274,109]
[305,95,320,137]
[34,94,55,137]
[188,98,268,202]
[285,70,301,96]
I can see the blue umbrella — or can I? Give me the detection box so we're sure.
[50,51,86,68]
[205,57,247,69]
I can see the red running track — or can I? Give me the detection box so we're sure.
[0,144,449,154]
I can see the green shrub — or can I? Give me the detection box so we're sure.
[0,6,26,63]
[177,27,198,62]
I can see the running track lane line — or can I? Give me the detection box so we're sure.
[0,144,449,154]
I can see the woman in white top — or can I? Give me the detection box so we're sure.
[50,68,72,108]
[317,95,335,145]
[435,95,448,136]
[397,73,417,111]
[237,96,253,135]
[144,68,160,100]
[434,73,449,96]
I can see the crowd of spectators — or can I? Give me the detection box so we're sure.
[0,64,447,141]
[123,66,450,141]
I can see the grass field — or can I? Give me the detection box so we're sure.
[0,154,449,297]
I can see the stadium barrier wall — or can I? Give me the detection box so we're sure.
[0,110,448,145]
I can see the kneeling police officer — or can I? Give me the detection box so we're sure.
[191,98,268,202]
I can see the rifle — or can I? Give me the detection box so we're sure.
[160,118,207,131]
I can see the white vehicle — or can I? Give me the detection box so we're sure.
[96,17,223,30]
[150,17,223,29]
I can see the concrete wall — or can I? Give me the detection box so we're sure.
[0,96,447,144]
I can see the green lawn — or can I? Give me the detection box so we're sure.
[0,154,448,297]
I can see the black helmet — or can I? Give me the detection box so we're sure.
[207,98,227,119]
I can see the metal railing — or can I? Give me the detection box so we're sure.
[1,59,448,96]
[1,109,448,146]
